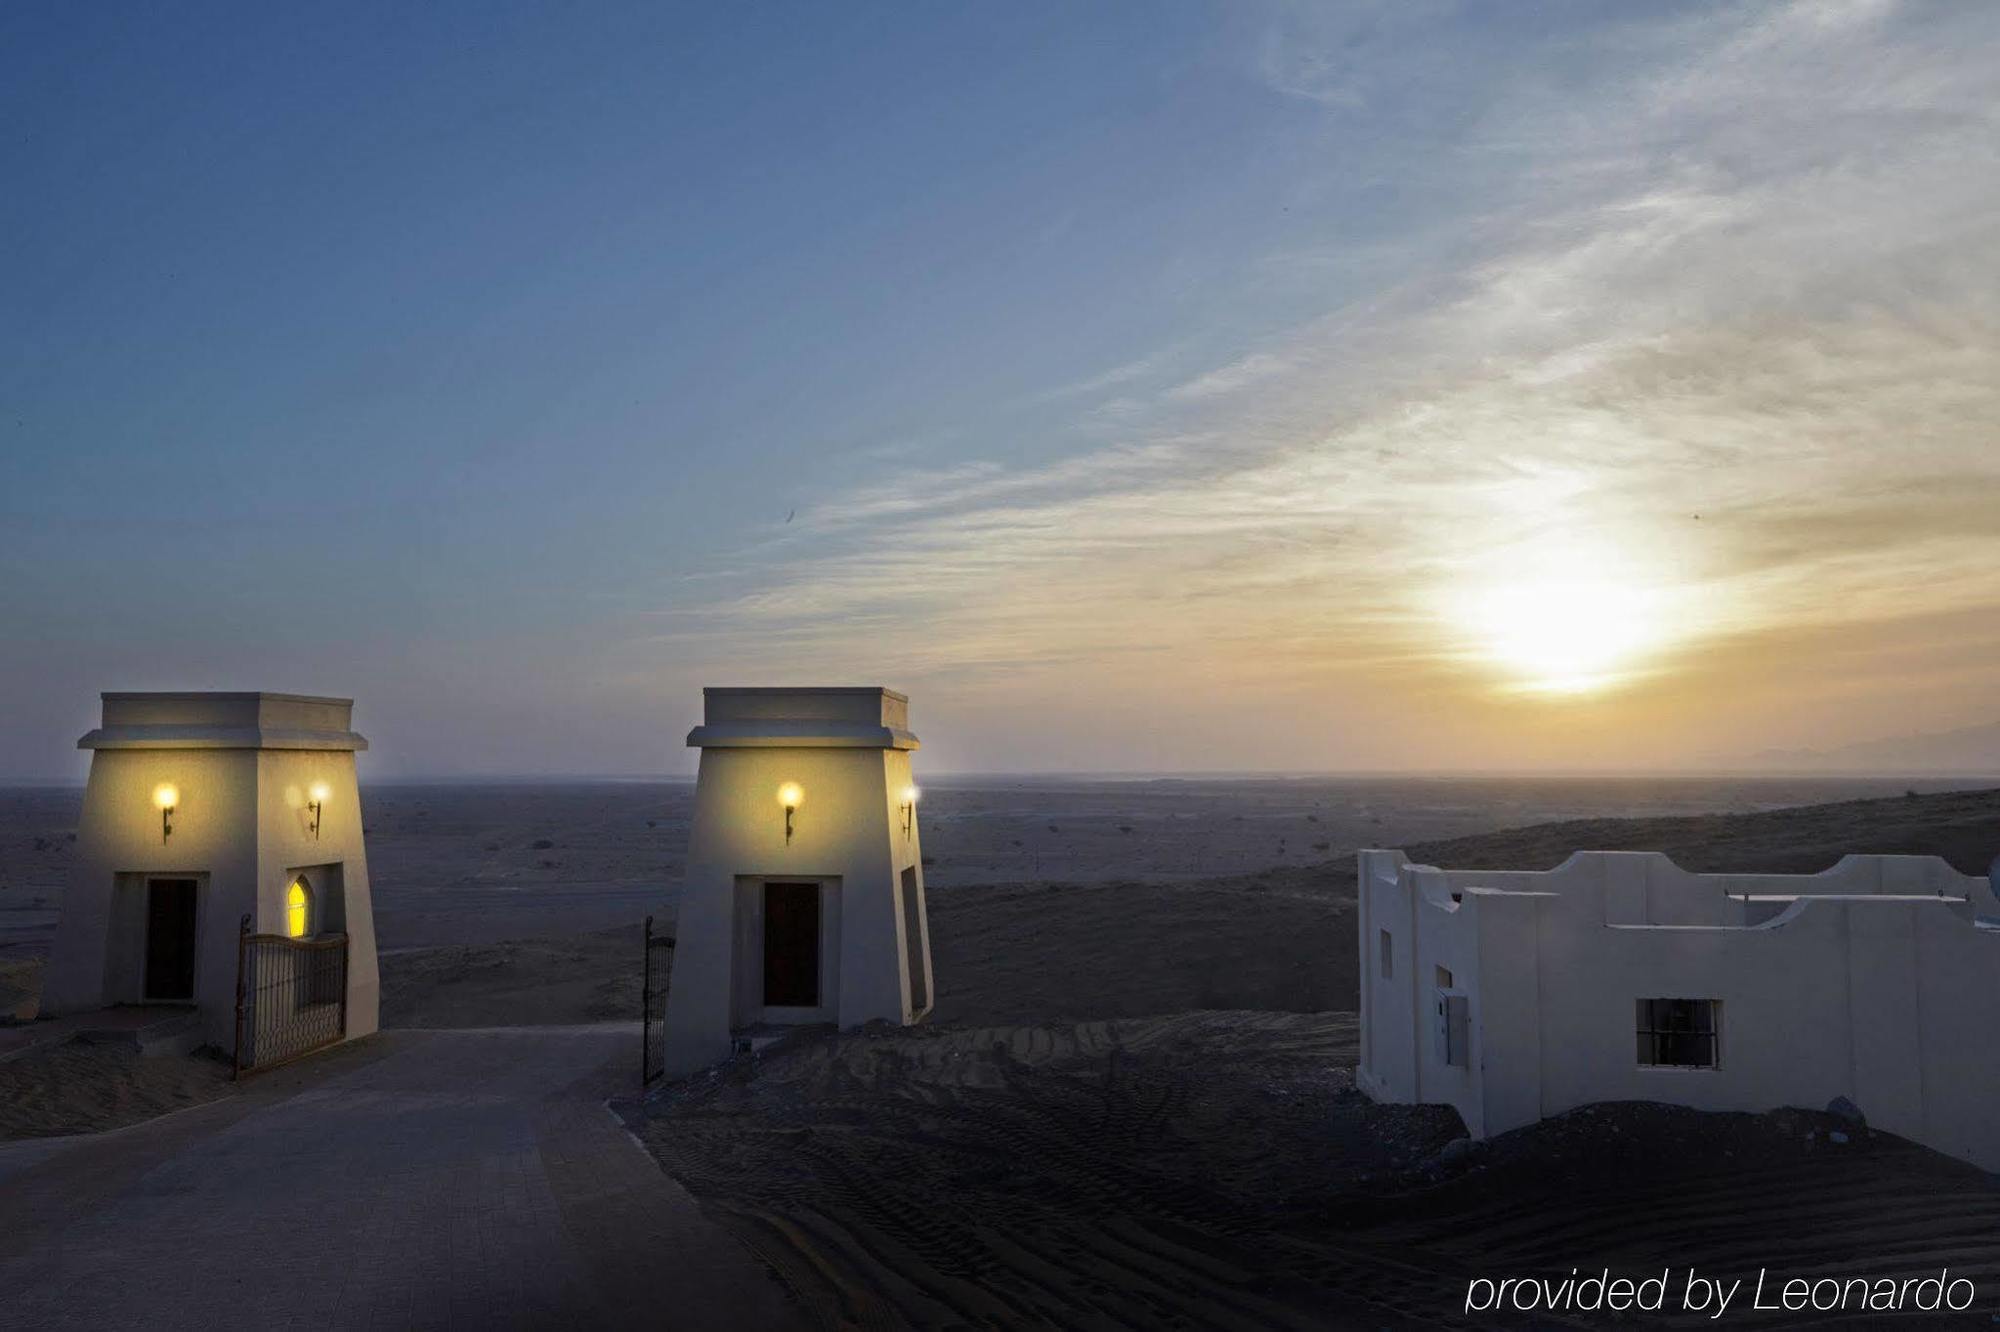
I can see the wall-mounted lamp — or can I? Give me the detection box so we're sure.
[777,782,803,844]
[307,781,331,840]
[899,784,919,839]
[153,783,179,844]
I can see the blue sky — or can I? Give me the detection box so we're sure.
[4,2,1997,777]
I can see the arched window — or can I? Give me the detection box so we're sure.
[286,877,313,939]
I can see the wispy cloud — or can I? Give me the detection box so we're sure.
[1029,354,1167,405]
[1163,351,1296,402]
[662,0,2000,768]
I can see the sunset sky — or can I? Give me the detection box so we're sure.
[3,1,1997,777]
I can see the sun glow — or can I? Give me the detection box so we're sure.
[1463,574,1669,694]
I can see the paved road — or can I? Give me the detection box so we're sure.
[0,1026,806,1330]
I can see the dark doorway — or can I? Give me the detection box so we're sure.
[900,868,928,1014]
[763,881,820,1007]
[145,878,198,1001]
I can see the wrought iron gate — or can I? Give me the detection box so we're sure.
[233,914,349,1077]
[640,914,675,1087]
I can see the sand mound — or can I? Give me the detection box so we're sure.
[0,1041,234,1140]
[644,1012,1471,1328]
[645,1015,2000,1328]
[1349,1102,2000,1327]
[1382,785,2000,880]
[0,957,41,1022]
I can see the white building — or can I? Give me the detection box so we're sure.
[1357,847,2000,1171]
[44,692,380,1059]
[660,687,933,1079]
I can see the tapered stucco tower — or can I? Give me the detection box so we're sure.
[662,687,933,1078]
[43,692,380,1053]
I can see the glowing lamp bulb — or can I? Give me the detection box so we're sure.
[152,783,178,843]
[304,780,332,839]
[901,785,919,805]
[777,782,803,845]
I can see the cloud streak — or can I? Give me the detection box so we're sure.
[662,0,2000,769]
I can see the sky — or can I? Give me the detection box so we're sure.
[2,0,1997,779]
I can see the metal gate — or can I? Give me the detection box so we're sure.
[233,914,349,1077]
[640,914,675,1087]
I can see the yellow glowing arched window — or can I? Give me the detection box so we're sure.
[286,877,312,939]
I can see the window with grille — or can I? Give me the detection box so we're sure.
[1636,998,1719,1068]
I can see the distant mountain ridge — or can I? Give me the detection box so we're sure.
[1731,720,2000,775]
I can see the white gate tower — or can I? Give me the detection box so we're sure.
[661,687,933,1077]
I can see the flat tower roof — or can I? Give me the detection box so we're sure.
[79,691,367,752]
[689,686,917,750]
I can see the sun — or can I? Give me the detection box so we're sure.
[1462,574,1666,694]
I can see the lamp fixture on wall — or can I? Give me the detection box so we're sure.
[900,785,919,839]
[152,783,179,843]
[777,782,803,844]
[307,781,331,839]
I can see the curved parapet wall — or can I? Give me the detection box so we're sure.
[1355,848,2000,1171]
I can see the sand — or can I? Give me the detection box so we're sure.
[381,923,645,1028]
[0,1040,235,1140]
[0,956,40,1022]
[641,1013,2000,1328]
[643,1012,1464,1328]
[1,780,1996,1324]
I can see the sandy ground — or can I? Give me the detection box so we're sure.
[0,956,39,1022]
[1,781,1997,1325]
[0,1041,235,1140]
[643,1012,1469,1328]
[381,924,644,1028]
[642,1015,2000,1328]
[1345,1099,2000,1327]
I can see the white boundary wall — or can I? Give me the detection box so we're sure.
[1356,848,2000,1172]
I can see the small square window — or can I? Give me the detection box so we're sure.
[1435,965,1454,989]
[1636,998,1720,1068]
[1379,929,1394,980]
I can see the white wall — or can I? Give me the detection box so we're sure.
[663,735,929,1079]
[254,748,379,1041]
[1358,850,2000,1172]
[47,747,259,1045]
[46,694,378,1052]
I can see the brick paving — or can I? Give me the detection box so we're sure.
[0,1026,805,1330]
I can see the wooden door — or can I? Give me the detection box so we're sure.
[762,882,820,1008]
[145,878,198,1001]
